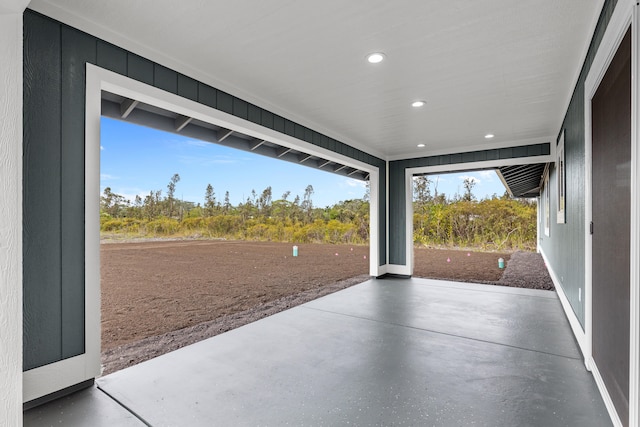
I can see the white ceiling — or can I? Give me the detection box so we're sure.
[29,0,604,160]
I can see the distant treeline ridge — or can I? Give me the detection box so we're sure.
[100,174,537,250]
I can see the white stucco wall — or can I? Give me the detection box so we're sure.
[0,3,26,426]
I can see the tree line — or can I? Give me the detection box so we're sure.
[100,173,537,250]
[101,174,369,244]
[412,176,537,250]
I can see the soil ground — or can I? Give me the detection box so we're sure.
[101,240,553,374]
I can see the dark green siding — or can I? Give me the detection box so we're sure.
[23,9,387,371]
[388,162,406,265]
[23,11,63,370]
[388,143,551,265]
[60,26,95,359]
[539,0,617,328]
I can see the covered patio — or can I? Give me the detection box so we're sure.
[3,1,639,425]
[25,278,609,426]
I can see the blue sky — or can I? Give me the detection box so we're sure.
[100,117,507,208]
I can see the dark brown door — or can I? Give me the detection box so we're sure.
[592,27,631,426]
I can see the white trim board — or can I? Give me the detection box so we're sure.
[1,10,24,427]
[590,356,625,427]
[583,1,638,426]
[386,136,556,162]
[631,5,640,426]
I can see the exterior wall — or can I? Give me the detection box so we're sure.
[0,6,26,427]
[539,0,618,330]
[388,143,551,266]
[22,10,387,372]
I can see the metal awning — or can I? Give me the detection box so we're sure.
[497,163,547,198]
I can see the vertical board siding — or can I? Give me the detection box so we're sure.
[539,0,617,328]
[389,162,406,265]
[154,64,178,94]
[217,90,233,114]
[197,84,217,109]
[23,9,387,373]
[127,53,154,86]
[23,12,63,370]
[60,26,95,359]
[96,40,127,75]
[177,74,198,102]
[247,103,261,125]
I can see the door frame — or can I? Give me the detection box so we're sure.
[584,1,639,426]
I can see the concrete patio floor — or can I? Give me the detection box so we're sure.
[24,277,611,426]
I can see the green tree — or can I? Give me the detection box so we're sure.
[223,191,231,212]
[205,184,216,217]
[143,190,162,220]
[302,185,314,223]
[101,187,128,218]
[413,176,432,205]
[462,177,476,202]
[258,186,273,217]
[166,173,180,218]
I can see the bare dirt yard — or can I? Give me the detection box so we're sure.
[101,240,551,374]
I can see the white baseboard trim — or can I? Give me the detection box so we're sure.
[588,356,624,427]
[539,249,587,357]
[23,353,98,403]
[385,264,411,276]
[540,249,625,426]
[375,264,388,277]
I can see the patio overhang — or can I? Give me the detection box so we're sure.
[497,163,548,198]
[101,93,371,181]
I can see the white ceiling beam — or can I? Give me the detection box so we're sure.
[276,147,292,158]
[217,128,234,142]
[318,160,332,168]
[250,139,265,151]
[120,98,139,118]
[174,115,192,132]
[298,154,313,163]
[347,168,360,176]
[333,164,347,173]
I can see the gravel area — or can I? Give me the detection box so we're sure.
[493,251,554,290]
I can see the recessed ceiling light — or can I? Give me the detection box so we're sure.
[417,143,425,148]
[366,52,385,64]
[412,101,426,108]
[485,134,495,139]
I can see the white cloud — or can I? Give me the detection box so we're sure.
[100,173,118,180]
[184,139,210,148]
[178,154,237,165]
[108,187,149,203]
[477,170,495,180]
[343,178,367,189]
[100,145,105,151]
